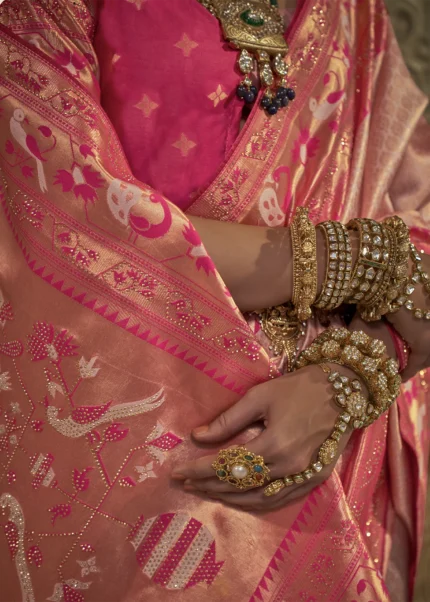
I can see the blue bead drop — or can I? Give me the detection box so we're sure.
[236,85,247,99]
[261,96,271,108]
[244,91,256,104]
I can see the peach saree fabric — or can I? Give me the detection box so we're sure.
[0,1,429,601]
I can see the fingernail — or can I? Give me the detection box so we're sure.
[184,484,196,492]
[171,472,186,480]
[193,426,209,436]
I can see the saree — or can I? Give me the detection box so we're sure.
[0,0,429,601]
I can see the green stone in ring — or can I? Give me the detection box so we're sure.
[240,9,265,27]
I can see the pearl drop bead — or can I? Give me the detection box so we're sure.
[231,464,249,480]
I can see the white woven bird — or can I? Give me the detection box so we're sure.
[10,108,47,192]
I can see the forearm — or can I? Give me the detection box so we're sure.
[189,216,332,311]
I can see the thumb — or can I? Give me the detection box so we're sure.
[193,389,265,443]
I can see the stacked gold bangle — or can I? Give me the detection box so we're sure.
[296,328,401,421]
[346,218,394,312]
[264,328,401,497]
[258,212,428,498]
[314,221,352,310]
[291,208,318,321]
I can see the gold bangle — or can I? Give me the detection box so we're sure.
[314,221,352,310]
[345,219,395,320]
[291,208,318,321]
[296,327,401,423]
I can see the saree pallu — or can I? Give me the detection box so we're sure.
[0,1,429,600]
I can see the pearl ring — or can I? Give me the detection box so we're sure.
[212,446,270,490]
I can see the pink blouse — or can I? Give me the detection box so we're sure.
[94,0,244,210]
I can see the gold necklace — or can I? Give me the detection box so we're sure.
[198,0,295,115]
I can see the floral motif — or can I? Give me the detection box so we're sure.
[54,163,104,204]
[54,224,99,269]
[77,556,100,577]
[55,49,86,77]
[135,462,157,482]
[0,369,12,391]
[26,545,43,568]
[0,289,13,326]
[101,263,158,298]
[208,85,228,107]
[49,504,71,525]
[134,94,159,118]
[292,128,320,165]
[172,133,196,157]
[73,467,93,492]
[27,322,78,362]
[47,580,91,602]
[168,293,212,333]
[183,224,215,276]
[79,356,100,379]
[174,33,198,57]
[47,380,64,398]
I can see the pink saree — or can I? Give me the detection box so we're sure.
[0,1,429,601]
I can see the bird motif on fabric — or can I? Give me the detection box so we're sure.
[106,179,172,240]
[10,108,48,192]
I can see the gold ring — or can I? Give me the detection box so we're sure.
[212,446,270,490]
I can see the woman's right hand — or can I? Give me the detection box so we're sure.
[171,364,355,511]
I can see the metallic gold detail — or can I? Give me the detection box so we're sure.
[199,0,288,55]
[257,302,303,369]
[212,446,270,489]
[318,438,338,465]
[291,208,318,321]
[263,479,285,496]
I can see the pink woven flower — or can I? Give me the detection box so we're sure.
[27,322,78,362]
[183,224,216,276]
[54,164,104,204]
[292,128,320,165]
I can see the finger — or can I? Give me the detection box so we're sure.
[210,476,324,511]
[171,454,217,480]
[171,435,275,482]
[208,487,270,509]
[192,389,266,443]
[184,477,263,494]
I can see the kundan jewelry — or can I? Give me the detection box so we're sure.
[385,242,430,321]
[212,446,270,489]
[256,302,306,371]
[197,0,295,115]
[291,207,318,321]
[264,328,402,497]
[314,221,352,310]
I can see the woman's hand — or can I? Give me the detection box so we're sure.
[385,253,430,380]
[171,365,354,511]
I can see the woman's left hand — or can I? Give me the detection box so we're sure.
[171,364,353,511]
